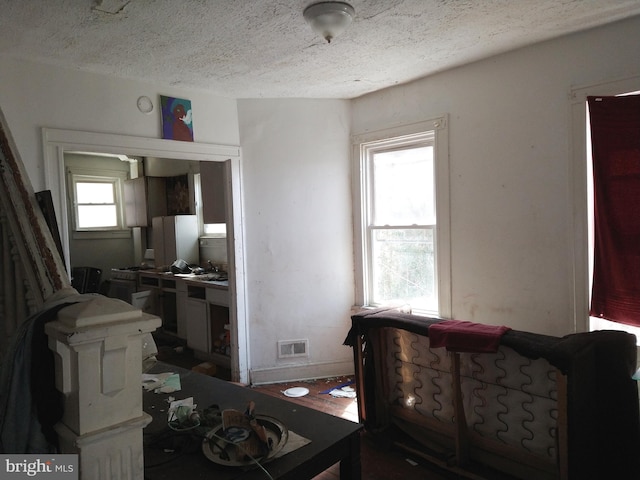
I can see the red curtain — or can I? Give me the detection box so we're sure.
[589,94,640,326]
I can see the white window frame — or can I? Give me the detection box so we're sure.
[352,117,451,318]
[67,168,130,239]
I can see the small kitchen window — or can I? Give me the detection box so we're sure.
[68,172,130,238]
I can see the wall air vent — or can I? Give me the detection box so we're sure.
[277,339,309,358]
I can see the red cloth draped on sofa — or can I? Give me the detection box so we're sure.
[428,319,510,352]
[588,94,640,326]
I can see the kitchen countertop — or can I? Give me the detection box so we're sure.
[138,270,229,288]
[184,277,229,288]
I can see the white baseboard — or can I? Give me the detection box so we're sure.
[249,360,354,386]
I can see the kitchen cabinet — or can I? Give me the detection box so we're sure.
[159,276,178,335]
[123,176,167,227]
[152,215,198,268]
[185,296,208,353]
[138,272,180,336]
[200,161,226,224]
[175,280,188,339]
[131,289,157,316]
[135,270,231,367]
[185,281,230,369]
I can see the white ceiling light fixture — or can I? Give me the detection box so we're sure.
[303,1,355,43]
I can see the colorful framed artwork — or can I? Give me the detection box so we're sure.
[160,95,194,142]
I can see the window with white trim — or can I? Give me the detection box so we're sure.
[353,118,451,317]
[68,172,128,235]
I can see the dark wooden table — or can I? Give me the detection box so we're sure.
[143,363,362,479]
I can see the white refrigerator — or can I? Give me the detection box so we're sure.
[152,215,199,268]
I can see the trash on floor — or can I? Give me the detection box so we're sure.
[319,379,356,397]
[329,386,356,398]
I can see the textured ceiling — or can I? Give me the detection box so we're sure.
[1,0,640,99]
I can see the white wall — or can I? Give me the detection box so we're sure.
[352,16,640,337]
[0,57,239,193]
[237,99,354,383]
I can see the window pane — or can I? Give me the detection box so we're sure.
[371,228,436,311]
[77,205,118,228]
[76,182,114,204]
[373,146,434,225]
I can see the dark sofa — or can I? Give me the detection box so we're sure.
[344,308,640,479]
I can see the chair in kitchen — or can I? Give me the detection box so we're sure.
[71,266,102,293]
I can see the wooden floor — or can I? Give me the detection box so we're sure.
[251,377,451,480]
[155,340,452,479]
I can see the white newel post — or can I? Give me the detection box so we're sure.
[44,295,161,480]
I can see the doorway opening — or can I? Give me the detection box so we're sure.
[43,128,249,383]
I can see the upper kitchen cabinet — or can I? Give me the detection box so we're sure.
[123,176,167,227]
[200,161,226,224]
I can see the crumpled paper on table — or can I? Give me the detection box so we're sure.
[142,372,182,393]
[168,397,196,423]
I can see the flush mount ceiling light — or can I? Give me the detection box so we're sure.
[303,1,355,43]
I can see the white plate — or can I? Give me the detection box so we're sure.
[283,387,309,397]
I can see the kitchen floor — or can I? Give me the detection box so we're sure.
[154,340,453,479]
